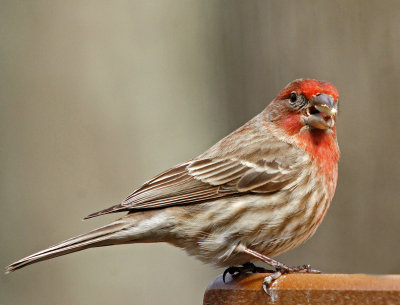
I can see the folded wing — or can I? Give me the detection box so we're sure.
[84,156,298,219]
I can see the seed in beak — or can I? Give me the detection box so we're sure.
[314,104,337,116]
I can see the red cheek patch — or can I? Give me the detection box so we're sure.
[278,112,304,135]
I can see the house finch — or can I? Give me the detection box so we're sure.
[6,79,339,291]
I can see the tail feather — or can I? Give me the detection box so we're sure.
[6,220,129,273]
[83,204,128,220]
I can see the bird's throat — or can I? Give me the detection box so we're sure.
[298,129,339,196]
[276,112,339,195]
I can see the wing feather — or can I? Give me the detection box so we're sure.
[84,116,308,220]
[84,157,301,220]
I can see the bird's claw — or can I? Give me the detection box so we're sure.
[222,266,240,283]
[262,264,321,294]
[223,262,270,283]
[262,271,282,294]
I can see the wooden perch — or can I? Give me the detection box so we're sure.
[203,273,400,305]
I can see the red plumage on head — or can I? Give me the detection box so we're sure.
[276,78,339,101]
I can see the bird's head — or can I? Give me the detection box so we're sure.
[266,79,339,136]
[265,79,340,185]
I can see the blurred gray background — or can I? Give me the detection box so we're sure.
[1,1,400,304]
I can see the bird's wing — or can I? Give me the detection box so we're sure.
[84,156,301,219]
[84,115,308,219]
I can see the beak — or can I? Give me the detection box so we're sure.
[312,93,337,117]
[304,93,337,130]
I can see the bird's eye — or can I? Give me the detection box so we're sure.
[290,92,297,103]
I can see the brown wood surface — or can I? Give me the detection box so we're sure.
[203,273,400,305]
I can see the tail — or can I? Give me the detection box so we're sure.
[6,219,130,273]
[83,203,129,220]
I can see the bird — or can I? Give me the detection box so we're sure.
[6,78,339,291]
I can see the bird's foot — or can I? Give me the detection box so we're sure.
[281,264,321,274]
[262,264,321,294]
[241,246,321,295]
[223,262,272,283]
